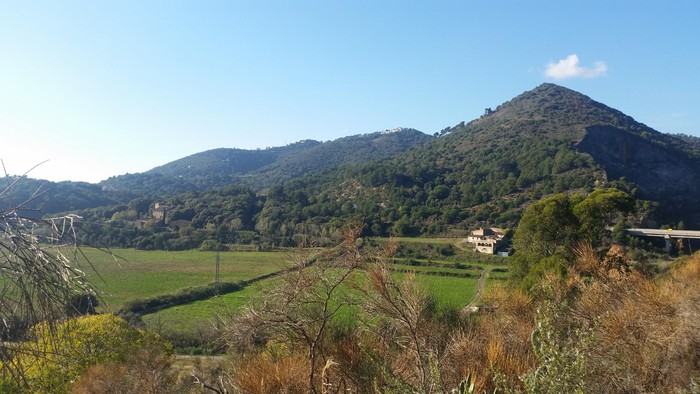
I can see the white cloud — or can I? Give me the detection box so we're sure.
[545,54,607,80]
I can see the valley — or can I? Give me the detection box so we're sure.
[74,239,507,352]
[3,83,700,393]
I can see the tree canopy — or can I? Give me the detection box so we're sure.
[511,188,635,287]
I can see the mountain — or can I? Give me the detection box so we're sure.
[15,83,700,250]
[252,83,700,238]
[242,128,433,188]
[0,177,119,218]
[436,83,700,204]
[99,128,432,196]
[147,140,321,179]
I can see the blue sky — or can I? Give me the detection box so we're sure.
[1,1,699,183]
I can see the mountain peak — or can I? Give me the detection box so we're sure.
[471,83,641,140]
[498,83,597,112]
[532,82,570,91]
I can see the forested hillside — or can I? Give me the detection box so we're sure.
[0,177,120,218]
[99,128,432,196]
[73,84,700,250]
[250,83,700,242]
[242,128,432,188]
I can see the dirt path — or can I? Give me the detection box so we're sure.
[465,266,495,310]
[172,355,228,376]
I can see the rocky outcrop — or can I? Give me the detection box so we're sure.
[577,125,700,201]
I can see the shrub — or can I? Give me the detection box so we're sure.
[4,314,172,393]
[118,281,242,315]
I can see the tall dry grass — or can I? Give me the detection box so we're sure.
[233,352,309,394]
[442,284,536,392]
[218,243,700,393]
[564,245,700,393]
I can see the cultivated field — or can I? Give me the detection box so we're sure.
[77,248,290,311]
[75,240,508,345]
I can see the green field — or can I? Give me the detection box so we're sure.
[142,278,280,335]
[72,246,507,341]
[143,266,482,336]
[386,237,466,246]
[391,262,483,276]
[76,248,289,311]
[391,272,479,308]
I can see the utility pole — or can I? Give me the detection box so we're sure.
[215,252,220,296]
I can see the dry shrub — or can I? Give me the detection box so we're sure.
[233,352,309,394]
[72,344,176,394]
[569,247,700,393]
[323,329,381,393]
[363,264,450,393]
[72,365,127,394]
[442,330,488,390]
[483,283,534,321]
[232,322,398,393]
[442,284,536,392]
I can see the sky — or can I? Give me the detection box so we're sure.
[1,1,699,183]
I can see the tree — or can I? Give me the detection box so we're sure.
[0,170,139,392]
[573,188,635,245]
[513,193,579,258]
[0,177,101,384]
[512,189,636,287]
[0,172,179,392]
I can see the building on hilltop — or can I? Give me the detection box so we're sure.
[152,203,171,222]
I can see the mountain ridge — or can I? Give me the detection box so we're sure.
[247,83,700,239]
[97,128,432,196]
[8,83,700,246]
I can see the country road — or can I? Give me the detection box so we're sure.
[464,266,495,310]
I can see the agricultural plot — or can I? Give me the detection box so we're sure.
[77,248,289,311]
[143,261,490,337]
[390,262,484,276]
[143,284,261,336]
[142,277,283,335]
[416,275,479,308]
[387,237,466,246]
[379,270,480,307]
[74,243,508,345]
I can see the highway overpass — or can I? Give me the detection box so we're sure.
[626,228,700,239]
[626,228,700,253]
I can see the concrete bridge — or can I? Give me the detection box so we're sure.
[626,228,700,253]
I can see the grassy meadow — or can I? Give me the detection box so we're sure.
[73,239,507,344]
[142,262,487,337]
[76,248,290,311]
[142,278,281,336]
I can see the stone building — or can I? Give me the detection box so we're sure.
[468,227,505,254]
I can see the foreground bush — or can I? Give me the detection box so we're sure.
[2,314,172,393]
[216,244,700,393]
